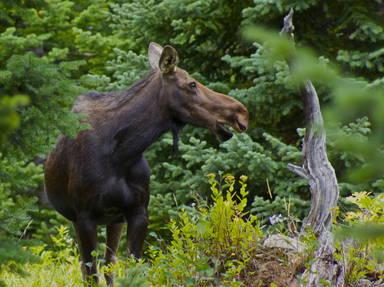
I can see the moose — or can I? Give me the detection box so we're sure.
[44,43,249,285]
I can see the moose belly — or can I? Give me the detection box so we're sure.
[92,207,126,225]
[89,177,146,225]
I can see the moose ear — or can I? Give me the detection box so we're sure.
[148,42,163,69]
[159,45,179,74]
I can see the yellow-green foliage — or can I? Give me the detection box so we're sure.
[1,175,264,287]
[145,174,263,286]
[336,192,384,285]
[1,226,83,287]
[345,192,384,225]
[2,181,383,287]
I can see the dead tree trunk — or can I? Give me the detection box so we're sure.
[280,9,345,286]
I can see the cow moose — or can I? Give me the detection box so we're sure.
[44,43,249,285]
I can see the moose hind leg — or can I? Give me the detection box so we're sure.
[127,210,148,258]
[104,223,123,286]
[74,219,98,286]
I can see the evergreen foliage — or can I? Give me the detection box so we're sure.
[0,1,383,285]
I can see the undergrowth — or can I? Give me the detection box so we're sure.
[1,176,382,287]
[335,192,384,286]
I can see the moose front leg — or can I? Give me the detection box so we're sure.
[124,156,150,258]
[104,223,123,286]
[126,210,148,258]
[74,218,98,286]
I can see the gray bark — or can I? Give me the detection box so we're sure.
[288,81,339,235]
[279,9,345,286]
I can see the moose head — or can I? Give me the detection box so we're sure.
[148,42,249,142]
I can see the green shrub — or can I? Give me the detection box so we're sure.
[144,174,263,286]
[335,192,384,286]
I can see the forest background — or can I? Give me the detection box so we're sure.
[0,1,383,286]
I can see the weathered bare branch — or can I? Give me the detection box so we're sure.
[287,163,308,179]
[281,10,339,236]
[279,9,345,287]
[280,8,295,38]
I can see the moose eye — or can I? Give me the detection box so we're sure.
[189,82,196,89]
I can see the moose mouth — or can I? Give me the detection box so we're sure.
[216,123,234,142]
[216,119,247,142]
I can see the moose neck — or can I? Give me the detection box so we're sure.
[109,71,172,169]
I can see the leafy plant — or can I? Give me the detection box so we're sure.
[335,192,384,286]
